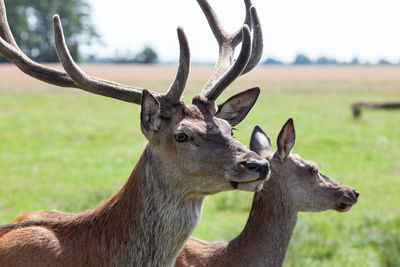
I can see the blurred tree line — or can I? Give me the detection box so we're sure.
[263,54,395,66]
[0,0,159,64]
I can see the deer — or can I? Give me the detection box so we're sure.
[0,0,271,266]
[11,119,361,267]
[174,119,359,267]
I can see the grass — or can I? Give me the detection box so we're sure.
[0,66,399,266]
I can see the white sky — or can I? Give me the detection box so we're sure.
[80,0,400,64]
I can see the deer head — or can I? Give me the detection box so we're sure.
[0,0,269,194]
[250,119,359,212]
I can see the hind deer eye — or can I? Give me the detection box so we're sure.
[309,168,318,175]
[174,133,189,143]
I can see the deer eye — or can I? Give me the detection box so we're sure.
[174,133,189,143]
[309,168,318,176]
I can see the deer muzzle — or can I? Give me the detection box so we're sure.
[240,160,270,179]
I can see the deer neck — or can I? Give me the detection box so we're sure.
[229,176,297,267]
[71,143,204,267]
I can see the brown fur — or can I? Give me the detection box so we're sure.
[12,211,73,223]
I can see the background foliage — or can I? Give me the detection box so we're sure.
[1,0,98,62]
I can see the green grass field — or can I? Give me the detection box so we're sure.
[0,65,399,266]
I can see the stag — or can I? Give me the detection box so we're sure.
[0,0,269,266]
[175,119,359,267]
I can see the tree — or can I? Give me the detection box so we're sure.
[111,46,159,64]
[315,57,338,65]
[133,46,158,64]
[293,54,311,65]
[349,57,360,65]
[263,57,283,65]
[1,0,98,62]
[377,59,391,65]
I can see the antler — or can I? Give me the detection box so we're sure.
[0,0,189,108]
[196,0,263,103]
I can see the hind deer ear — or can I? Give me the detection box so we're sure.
[140,90,161,134]
[215,87,260,126]
[250,125,271,157]
[277,118,296,161]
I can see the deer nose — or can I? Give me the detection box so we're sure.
[354,190,360,198]
[241,160,270,179]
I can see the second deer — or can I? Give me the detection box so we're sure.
[176,119,359,267]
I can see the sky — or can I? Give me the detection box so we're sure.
[81,0,400,64]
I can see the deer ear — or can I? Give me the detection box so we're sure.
[276,118,296,161]
[250,125,271,157]
[140,90,161,133]
[215,87,260,126]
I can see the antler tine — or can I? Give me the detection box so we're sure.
[242,6,263,75]
[196,0,228,46]
[0,35,77,87]
[165,27,190,105]
[231,0,253,47]
[0,0,77,87]
[0,0,18,48]
[53,15,145,104]
[197,0,260,103]
[203,25,252,102]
